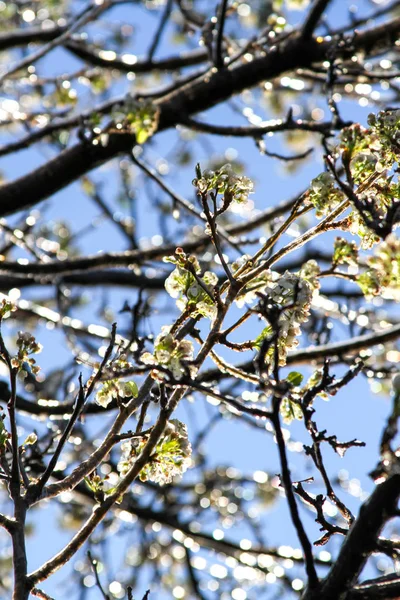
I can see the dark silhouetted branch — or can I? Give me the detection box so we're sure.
[1,17,400,217]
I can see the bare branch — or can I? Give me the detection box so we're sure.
[315,475,400,600]
[301,0,333,39]
[272,394,318,587]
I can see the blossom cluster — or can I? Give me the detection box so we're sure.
[84,469,121,502]
[340,119,400,240]
[192,163,254,205]
[232,259,319,310]
[367,110,400,161]
[112,98,159,144]
[164,248,218,319]
[0,297,17,319]
[347,211,380,249]
[232,255,278,307]
[340,123,386,185]
[280,396,303,424]
[11,331,42,376]
[141,326,195,381]
[298,260,321,293]
[309,114,400,248]
[357,234,400,301]
[308,172,345,218]
[117,419,192,485]
[0,298,42,377]
[253,272,313,367]
[332,237,359,267]
[93,353,139,408]
[95,379,138,408]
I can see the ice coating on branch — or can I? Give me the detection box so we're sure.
[117,419,192,485]
[141,326,195,381]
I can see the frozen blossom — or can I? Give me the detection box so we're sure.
[117,419,192,485]
[309,172,345,218]
[141,326,195,381]
[164,249,218,319]
[254,272,313,367]
[193,163,254,205]
[358,234,400,301]
[11,331,42,376]
[95,379,138,408]
[232,256,280,307]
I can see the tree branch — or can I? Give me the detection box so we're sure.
[0,1,118,85]
[0,26,65,50]
[214,0,229,68]
[199,321,400,382]
[1,17,400,217]
[350,575,400,599]
[182,116,342,138]
[65,39,208,73]
[272,396,318,587]
[301,0,332,39]
[316,475,400,600]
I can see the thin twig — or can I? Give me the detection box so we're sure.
[302,0,333,39]
[214,0,229,68]
[131,154,242,252]
[147,0,173,61]
[28,325,117,502]
[31,588,55,600]
[0,1,115,85]
[272,395,319,587]
[87,551,110,600]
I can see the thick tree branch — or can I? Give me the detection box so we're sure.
[315,475,400,600]
[0,270,165,290]
[1,17,400,217]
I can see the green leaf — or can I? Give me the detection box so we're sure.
[136,129,149,145]
[123,381,139,398]
[252,325,273,350]
[286,371,303,387]
[22,433,37,446]
[332,237,358,267]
